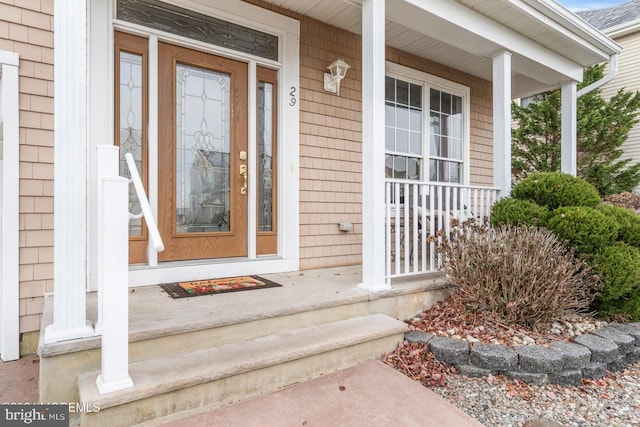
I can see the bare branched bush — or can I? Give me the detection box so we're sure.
[439,222,602,329]
[604,192,640,215]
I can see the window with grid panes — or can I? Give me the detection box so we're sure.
[385,75,465,184]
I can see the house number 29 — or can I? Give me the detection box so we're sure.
[289,87,297,106]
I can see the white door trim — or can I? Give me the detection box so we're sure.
[88,0,300,286]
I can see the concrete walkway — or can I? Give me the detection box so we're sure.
[0,355,483,426]
[161,360,484,427]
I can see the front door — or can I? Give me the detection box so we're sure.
[158,43,248,261]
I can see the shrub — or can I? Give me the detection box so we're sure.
[546,207,618,254]
[598,204,640,248]
[604,192,640,215]
[490,198,549,227]
[511,172,601,209]
[591,243,640,321]
[439,223,601,329]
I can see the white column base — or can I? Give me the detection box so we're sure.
[44,321,94,344]
[96,374,134,395]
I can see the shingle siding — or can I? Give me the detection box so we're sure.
[1,0,54,334]
[600,31,640,191]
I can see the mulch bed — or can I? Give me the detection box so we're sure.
[383,291,617,397]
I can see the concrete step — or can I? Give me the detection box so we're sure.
[77,313,408,427]
[39,273,450,409]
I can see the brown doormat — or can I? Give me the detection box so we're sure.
[160,275,281,298]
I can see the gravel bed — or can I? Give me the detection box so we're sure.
[430,362,640,427]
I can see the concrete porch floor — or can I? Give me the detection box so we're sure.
[40,265,450,357]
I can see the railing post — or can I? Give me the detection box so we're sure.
[95,145,120,334]
[96,175,134,394]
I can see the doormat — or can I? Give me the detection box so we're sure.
[160,275,281,298]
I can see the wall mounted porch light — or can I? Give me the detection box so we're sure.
[323,59,350,95]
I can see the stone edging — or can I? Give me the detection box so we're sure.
[405,322,640,386]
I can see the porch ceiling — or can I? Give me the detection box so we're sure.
[261,0,622,98]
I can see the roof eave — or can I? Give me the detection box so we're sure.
[520,0,622,59]
[605,18,640,38]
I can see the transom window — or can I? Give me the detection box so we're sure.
[385,69,467,184]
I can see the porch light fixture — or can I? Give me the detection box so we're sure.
[324,59,350,95]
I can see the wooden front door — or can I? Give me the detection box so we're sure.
[158,43,248,261]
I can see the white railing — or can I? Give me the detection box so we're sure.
[385,179,500,280]
[95,146,164,395]
[125,153,164,252]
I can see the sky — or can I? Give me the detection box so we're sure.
[558,0,628,11]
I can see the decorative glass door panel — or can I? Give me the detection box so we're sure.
[256,66,277,255]
[158,43,248,261]
[175,64,231,234]
[115,31,149,264]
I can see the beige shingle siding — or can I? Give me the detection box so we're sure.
[6,0,496,328]
[1,0,54,333]
[297,17,493,269]
[600,31,640,190]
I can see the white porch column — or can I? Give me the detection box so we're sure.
[359,0,390,291]
[0,51,20,361]
[561,81,578,176]
[45,0,94,343]
[492,51,512,197]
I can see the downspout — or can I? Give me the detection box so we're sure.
[576,53,618,97]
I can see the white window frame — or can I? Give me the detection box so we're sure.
[385,62,471,185]
[88,0,300,287]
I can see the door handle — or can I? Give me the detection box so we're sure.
[240,164,247,195]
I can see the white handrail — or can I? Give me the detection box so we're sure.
[125,153,164,252]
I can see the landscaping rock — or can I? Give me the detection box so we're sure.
[549,369,582,386]
[506,371,548,386]
[582,362,607,379]
[523,419,564,427]
[549,341,591,370]
[470,343,517,371]
[404,331,434,345]
[591,328,635,354]
[573,333,619,363]
[626,347,640,365]
[607,323,640,345]
[608,354,628,372]
[428,336,469,365]
[516,345,564,373]
[456,364,493,378]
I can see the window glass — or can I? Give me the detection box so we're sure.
[119,51,144,236]
[385,76,423,179]
[386,75,464,183]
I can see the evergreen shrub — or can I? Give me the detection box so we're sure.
[511,172,601,209]
[598,204,640,248]
[490,198,549,227]
[546,206,618,254]
[592,243,640,321]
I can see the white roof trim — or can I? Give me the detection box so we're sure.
[605,18,640,39]
[521,0,622,57]
[399,0,585,81]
